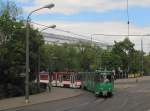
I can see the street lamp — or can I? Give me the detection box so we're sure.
[40,25,56,32]
[25,3,55,103]
[37,25,56,93]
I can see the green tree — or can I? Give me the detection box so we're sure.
[144,54,150,75]
[111,38,141,73]
[0,1,44,98]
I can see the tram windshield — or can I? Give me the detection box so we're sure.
[95,73,113,83]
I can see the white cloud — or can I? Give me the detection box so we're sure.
[21,0,150,15]
[14,0,30,4]
[130,0,150,6]
[31,20,150,52]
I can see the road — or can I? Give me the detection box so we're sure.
[6,80,150,111]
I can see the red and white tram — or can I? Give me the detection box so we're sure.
[51,72,81,88]
[38,71,81,88]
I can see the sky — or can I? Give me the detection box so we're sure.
[6,0,150,52]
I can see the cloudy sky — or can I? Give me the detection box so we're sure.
[9,0,150,52]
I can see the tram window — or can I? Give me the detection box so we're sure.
[101,74,111,83]
[59,75,63,82]
[100,75,104,82]
[63,75,70,81]
[106,75,112,82]
[94,74,102,82]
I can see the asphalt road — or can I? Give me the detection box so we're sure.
[6,80,150,111]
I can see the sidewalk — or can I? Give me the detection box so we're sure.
[0,87,83,111]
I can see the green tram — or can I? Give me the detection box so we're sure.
[80,70,114,97]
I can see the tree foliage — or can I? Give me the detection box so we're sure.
[0,1,44,98]
[144,54,150,75]
[40,43,103,72]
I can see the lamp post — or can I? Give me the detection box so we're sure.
[37,25,56,93]
[25,3,55,103]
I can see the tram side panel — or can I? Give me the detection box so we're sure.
[80,71,114,97]
[51,72,82,88]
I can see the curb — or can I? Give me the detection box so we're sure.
[0,91,83,111]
